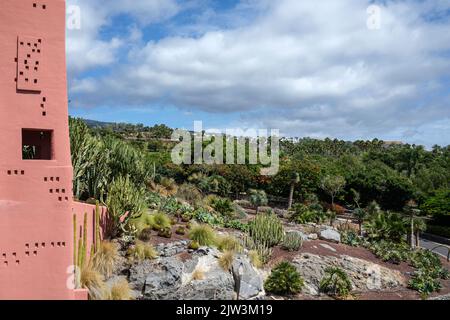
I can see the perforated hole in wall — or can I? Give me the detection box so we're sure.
[33,251,37,256]
[7,170,11,175]
[17,36,42,92]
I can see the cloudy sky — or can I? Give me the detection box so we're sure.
[66,0,450,147]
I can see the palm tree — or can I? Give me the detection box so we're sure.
[249,189,268,215]
[288,172,300,210]
[353,208,367,236]
[404,200,421,249]
[413,217,427,247]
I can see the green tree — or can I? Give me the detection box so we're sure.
[421,189,450,217]
[320,175,346,210]
[249,189,268,215]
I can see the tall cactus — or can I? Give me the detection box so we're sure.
[79,213,88,268]
[248,212,284,247]
[95,201,101,254]
[73,214,77,267]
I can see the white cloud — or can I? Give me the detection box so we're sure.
[68,0,450,146]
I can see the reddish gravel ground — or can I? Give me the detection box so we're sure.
[268,239,450,300]
[142,217,450,300]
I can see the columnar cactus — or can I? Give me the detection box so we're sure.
[248,212,284,247]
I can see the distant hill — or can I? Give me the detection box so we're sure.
[81,119,115,128]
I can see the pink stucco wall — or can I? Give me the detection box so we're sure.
[0,0,104,300]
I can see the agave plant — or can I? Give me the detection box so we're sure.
[319,267,353,298]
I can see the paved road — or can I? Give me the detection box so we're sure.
[419,238,450,259]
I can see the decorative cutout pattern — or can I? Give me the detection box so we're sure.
[1,240,66,268]
[17,36,42,92]
[32,2,47,10]
[6,170,25,176]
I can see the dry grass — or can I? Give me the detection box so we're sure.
[248,250,262,269]
[91,241,119,278]
[127,240,158,262]
[192,267,206,281]
[107,278,133,300]
[217,235,241,253]
[218,250,235,271]
[80,265,107,300]
[189,224,216,246]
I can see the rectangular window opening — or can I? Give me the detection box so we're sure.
[22,129,53,160]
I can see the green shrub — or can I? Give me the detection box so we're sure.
[248,212,284,247]
[364,212,407,242]
[175,226,186,235]
[282,232,303,252]
[158,228,172,239]
[138,228,152,241]
[193,208,224,226]
[151,211,172,231]
[368,240,410,264]
[189,241,200,250]
[189,224,216,246]
[319,267,353,298]
[264,261,304,295]
[224,220,249,232]
[341,230,362,247]
[210,197,235,218]
[291,203,325,224]
[408,249,449,298]
[409,269,442,299]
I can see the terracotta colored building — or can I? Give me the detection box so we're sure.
[0,0,100,299]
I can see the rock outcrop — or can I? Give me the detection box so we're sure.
[292,253,406,295]
[128,246,265,300]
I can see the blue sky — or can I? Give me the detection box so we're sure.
[66,0,450,147]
